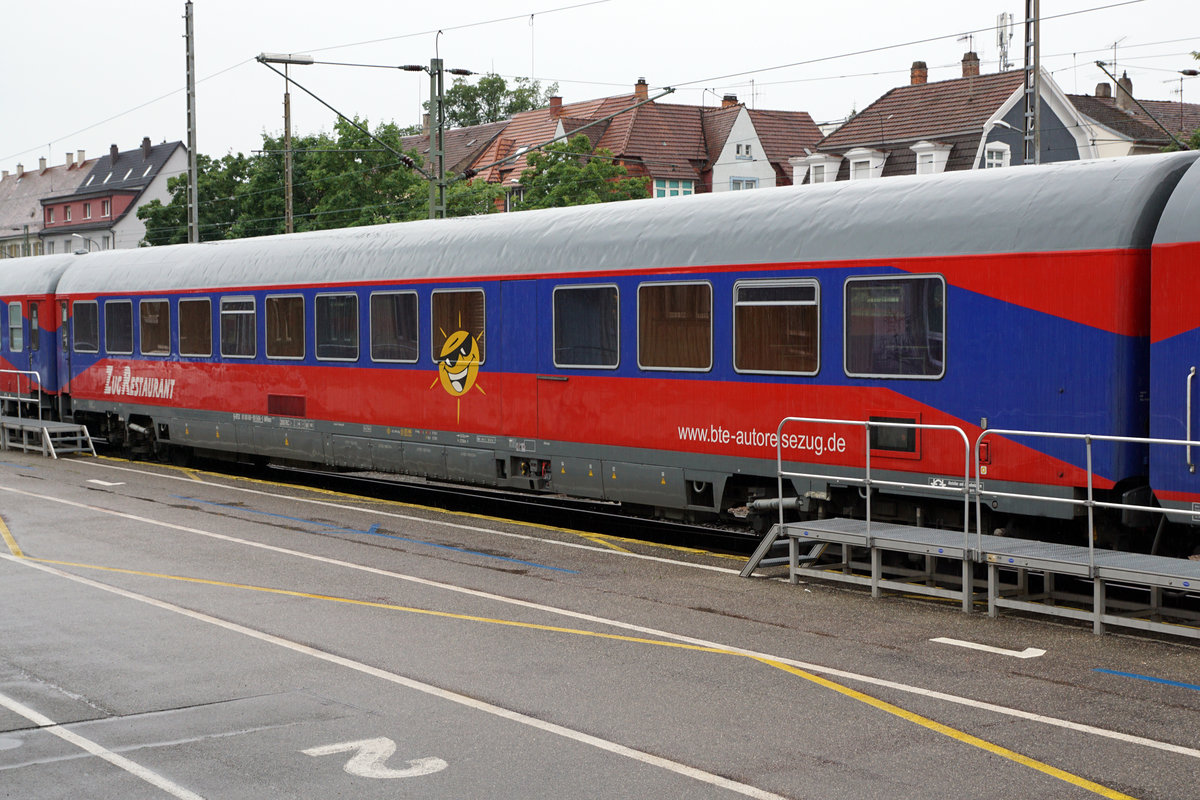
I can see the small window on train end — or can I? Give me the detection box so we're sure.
[734,279,819,376]
[316,293,359,361]
[30,302,39,352]
[220,297,257,359]
[139,299,171,356]
[73,301,99,353]
[431,289,486,364]
[637,281,712,371]
[266,295,305,360]
[553,285,619,369]
[844,274,945,380]
[7,301,22,353]
[179,298,212,357]
[104,300,134,355]
[370,292,418,363]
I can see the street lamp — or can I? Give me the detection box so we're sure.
[1179,69,1199,137]
[257,53,314,234]
[71,233,97,253]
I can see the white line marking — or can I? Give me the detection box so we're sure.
[0,690,204,800]
[930,638,1046,659]
[303,737,447,779]
[2,554,788,800]
[86,480,125,487]
[4,481,1199,762]
[77,460,740,573]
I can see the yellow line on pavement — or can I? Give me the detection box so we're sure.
[0,516,22,558]
[93,456,743,562]
[29,552,1135,798]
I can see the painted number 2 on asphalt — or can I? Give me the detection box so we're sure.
[303,737,448,779]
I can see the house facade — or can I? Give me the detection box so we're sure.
[39,138,186,253]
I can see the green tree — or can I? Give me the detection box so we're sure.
[511,134,649,211]
[138,152,253,245]
[438,73,558,127]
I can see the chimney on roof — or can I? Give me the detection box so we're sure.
[15,164,23,178]
[635,77,649,102]
[549,96,563,119]
[1096,82,1112,98]
[1116,70,1134,112]
[141,137,152,160]
[38,157,47,172]
[962,51,980,78]
[65,152,74,168]
[422,113,430,136]
[910,61,928,85]
[2,171,8,181]
[110,143,119,163]
[721,94,739,109]
[77,149,85,164]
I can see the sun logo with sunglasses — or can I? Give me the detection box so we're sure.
[431,324,485,422]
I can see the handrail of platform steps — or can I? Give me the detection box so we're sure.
[974,429,1200,575]
[738,417,973,577]
[0,369,43,421]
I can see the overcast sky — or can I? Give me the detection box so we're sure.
[1,0,1196,169]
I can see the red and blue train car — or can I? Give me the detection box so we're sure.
[0,255,73,415]
[14,150,1200,550]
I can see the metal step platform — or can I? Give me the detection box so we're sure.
[741,518,1200,640]
[0,416,96,459]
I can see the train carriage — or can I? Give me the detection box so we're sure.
[1150,155,1200,528]
[41,150,1200,547]
[0,254,74,417]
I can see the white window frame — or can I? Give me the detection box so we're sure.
[983,141,1011,169]
[102,199,111,217]
[636,280,713,372]
[552,284,620,370]
[910,140,953,175]
[844,147,888,180]
[653,178,695,198]
[730,177,758,191]
[801,153,842,184]
[733,279,821,376]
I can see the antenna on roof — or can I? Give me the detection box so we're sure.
[957,33,975,54]
[1108,36,1127,73]
[997,12,1015,71]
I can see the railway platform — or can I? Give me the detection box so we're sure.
[741,417,1200,641]
[0,416,96,459]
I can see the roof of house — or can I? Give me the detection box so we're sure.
[53,140,184,201]
[400,120,509,176]
[465,88,821,189]
[818,70,1026,152]
[0,160,94,236]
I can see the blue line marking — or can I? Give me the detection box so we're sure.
[1093,668,1200,692]
[174,495,578,574]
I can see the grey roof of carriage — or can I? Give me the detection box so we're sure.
[0,254,76,294]
[53,150,1200,295]
[1154,156,1200,246]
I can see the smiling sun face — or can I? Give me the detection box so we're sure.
[437,330,481,397]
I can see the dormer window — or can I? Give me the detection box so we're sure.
[801,152,843,185]
[102,199,111,217]
[64,206,72,221]
[735,143,753,160]
[910,140,953,176]
[845,147,888,180]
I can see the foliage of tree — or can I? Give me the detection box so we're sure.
[437,73,558,128]
[139,116,503,245]
[511,134,649,211]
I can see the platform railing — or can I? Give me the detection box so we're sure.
[774,416,973,551]
[0,369,43,421]
[974,429,1200,575]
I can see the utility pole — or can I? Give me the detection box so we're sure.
[184,1,199,242]
[429,58,446,220]
[257,54,314,234]
[1022,0,1041,165]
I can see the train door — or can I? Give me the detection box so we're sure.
[498,280,538,439]
[60,300,71,397]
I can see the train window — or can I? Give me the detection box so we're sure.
[220,297,256,358]
[179,298,212,357]
[73,301,99,353]
[316,293,359,361]
[637,282,712,371]
[431,289,486,364]
[7,302,21,352]
[734,280,819,375]
[266,295,305,360]
[139,300,170,356]
[30,303,39,352]
[104,300,133,355]
[553,285,619,368]
[370,292,418,363]
[844,275,945,379]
